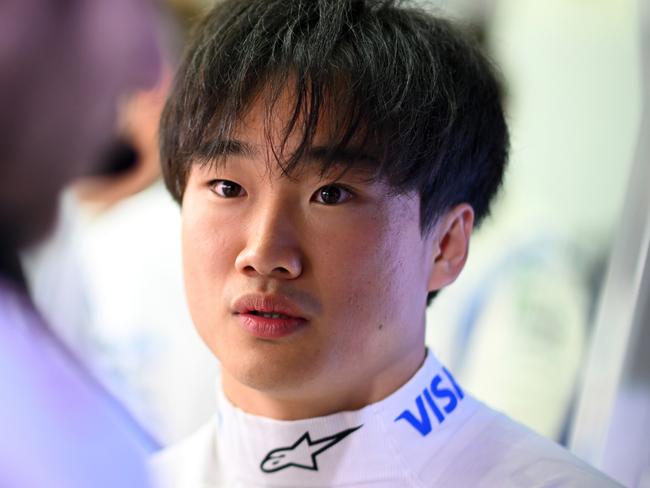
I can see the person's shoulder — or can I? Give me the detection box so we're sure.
[150,418,220,488]
[445,398,623,487]
[0,280,152,487]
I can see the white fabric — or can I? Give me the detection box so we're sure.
[151,350,619,487]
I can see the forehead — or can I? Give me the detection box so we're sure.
[238,82,370,152]
[197,83,381,181]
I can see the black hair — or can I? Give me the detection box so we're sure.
[160,0,509,305]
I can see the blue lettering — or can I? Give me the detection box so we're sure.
[442,367,464,399]
[394,391,432,436]
[395,367,465,437]
[422,387,445,422]
[430,374,457,414]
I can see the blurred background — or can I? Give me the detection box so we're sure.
[17,0,649,486]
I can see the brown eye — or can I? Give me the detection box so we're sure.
[210,180,246,198]
[313,185,352,205]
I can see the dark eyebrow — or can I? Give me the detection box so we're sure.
[192,139,379,179]
[304,147,381,183]
[194,139,257,160]
[195,141,375,164]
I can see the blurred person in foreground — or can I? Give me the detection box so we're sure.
[0,0,160,486]
[151,0,619,486]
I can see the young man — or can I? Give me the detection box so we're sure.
[153,0,618,486]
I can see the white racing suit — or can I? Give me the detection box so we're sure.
[152,350,620,487]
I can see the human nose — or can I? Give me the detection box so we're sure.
[235,201,304,280]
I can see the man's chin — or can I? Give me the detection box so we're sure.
[228,354,315,392]
[219,346,325,402]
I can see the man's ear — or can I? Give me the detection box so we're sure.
[427,203,475,293]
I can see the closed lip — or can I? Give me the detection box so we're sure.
[232,293,308,320]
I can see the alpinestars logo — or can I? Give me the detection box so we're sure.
[260,425,362,473]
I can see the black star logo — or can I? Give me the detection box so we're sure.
[260,425,362,473]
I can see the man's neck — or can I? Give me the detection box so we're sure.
[220,346,427,420]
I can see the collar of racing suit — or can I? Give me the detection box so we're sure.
[214,349,477,487]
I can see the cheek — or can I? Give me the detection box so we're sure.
[181,200,236,321]
[314,207,426,330]
[313,216,403,319]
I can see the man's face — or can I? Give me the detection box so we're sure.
[181,91,437,415]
